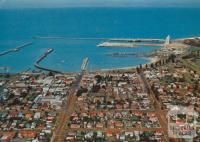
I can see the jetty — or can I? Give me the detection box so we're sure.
[98,35,173,48]
[81,57,89,71]
[33,36,111,40]
[34,48,63,74]
[109,38,165,43]
[33,36,165,42]
[98,42,162,48]
[0,42,33,56]
[98,42,138,48]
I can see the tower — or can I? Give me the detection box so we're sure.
[164,35,171,48]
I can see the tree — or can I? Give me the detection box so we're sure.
[145,64,148,69]
[139,64,142,70]
[48,71,54,76]
[154,62,158,67]
[136,66,140,73]
[5,73,10,78]
[150,63,154,68]
[76,89,83,97]
[95,75,102,83]
[92,84,100,93]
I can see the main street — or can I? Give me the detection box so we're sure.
[52,72,83,142]
[139,72,169,142]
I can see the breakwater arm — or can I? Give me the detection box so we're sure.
[33,36,165,43]
[34,48,63,74]
[97,42,162,48]
[33,36,111,40]
[0,42,33,56]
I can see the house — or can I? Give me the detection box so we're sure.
[115,121,123,128]
[70,124,81,129]
[96,123,104,128]
[18,130,37,138]
[1,132,16,141]
[34,112,41,119]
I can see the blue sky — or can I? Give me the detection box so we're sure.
[1,0,200,8]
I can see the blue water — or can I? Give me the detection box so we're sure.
[0,7,200,72]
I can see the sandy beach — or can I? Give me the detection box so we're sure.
[98,56,160,72]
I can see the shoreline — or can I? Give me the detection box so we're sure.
[0,56,160,75]
[97,56,160,72]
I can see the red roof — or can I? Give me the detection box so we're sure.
[19,130,37,138]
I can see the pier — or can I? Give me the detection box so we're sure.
[0,42,33,57]
[81,57,89,71]
[33,36,165,43]
[109,38,165,43]
[34,48,63,74]
[98,42,162,48]
[98,42,138,48]
[98,36,171,48]
[34,36,112,40]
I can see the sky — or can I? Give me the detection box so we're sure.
[0,0,200,8]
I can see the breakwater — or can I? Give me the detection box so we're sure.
[0,42,33,56]
[34,48,63,74]
[33,36,165,43]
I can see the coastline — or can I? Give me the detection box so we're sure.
[98,56,160,72]
[148,56,160,64]
[0,56,161,74]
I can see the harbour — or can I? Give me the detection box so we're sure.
[0,35,196,73]
[1,8,200,73]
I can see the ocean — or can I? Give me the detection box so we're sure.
[0,7,200,73]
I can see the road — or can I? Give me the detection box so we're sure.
[139,72,186,142]
[139,72,169,142]
[52,72,84,142]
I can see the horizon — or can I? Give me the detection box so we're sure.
[1,0,200,9]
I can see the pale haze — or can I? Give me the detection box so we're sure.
[0,0,200,8]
